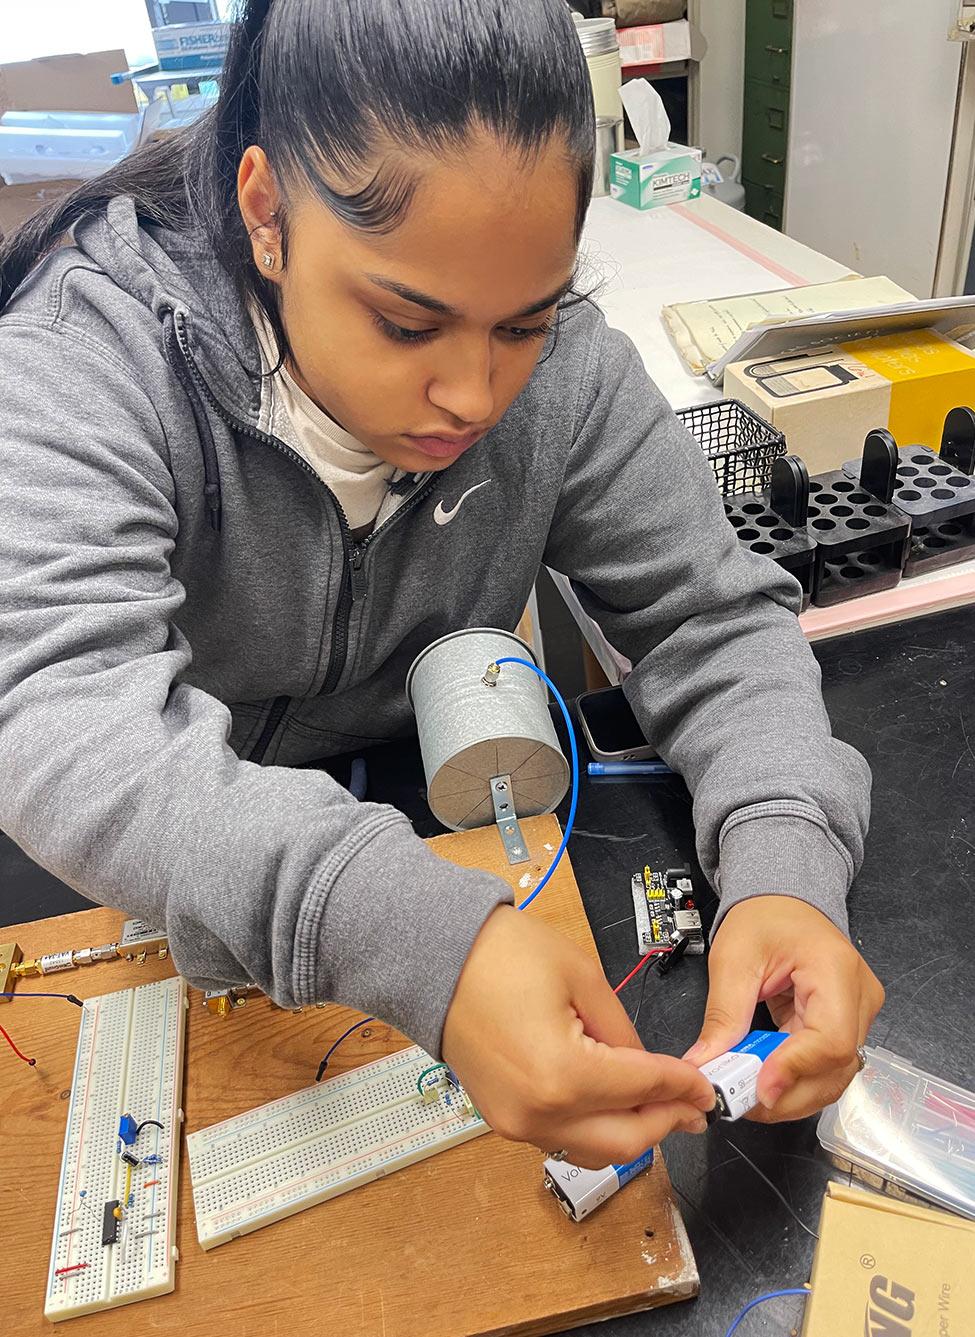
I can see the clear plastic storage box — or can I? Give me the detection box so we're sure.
[818,1045,975,1220]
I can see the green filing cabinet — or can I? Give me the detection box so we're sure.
[742,0,793,232]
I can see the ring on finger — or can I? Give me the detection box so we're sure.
[548,1148,569,1162]
[855,1045,867,1072]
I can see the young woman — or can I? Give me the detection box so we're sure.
[0,0,881,1167]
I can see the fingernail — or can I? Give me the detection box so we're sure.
[759,1082,785,1111]
[683,1042,706,1063]
[683,1114,708,1134]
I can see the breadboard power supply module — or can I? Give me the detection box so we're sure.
[630,865,705,957]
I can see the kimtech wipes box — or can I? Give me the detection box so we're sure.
[802,1184,975,1337]
[610,143,702,210]
[611,75,702,211]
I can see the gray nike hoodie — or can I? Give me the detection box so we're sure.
[0,200,870,1057]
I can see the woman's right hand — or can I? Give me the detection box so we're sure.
[441,905,715,1168]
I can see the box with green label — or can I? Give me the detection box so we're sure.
[610,143,702,211]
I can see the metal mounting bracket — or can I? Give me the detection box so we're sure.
[490,774,530,865]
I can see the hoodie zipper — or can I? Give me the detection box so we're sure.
[168,312,436,749]
[318,482,434,693]
[165,320,223,531]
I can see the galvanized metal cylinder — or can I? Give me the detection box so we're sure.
[576,17,624,152]
[594,115,623,197]
[407,628,570,832]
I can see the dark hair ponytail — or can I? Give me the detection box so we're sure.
[0,0,594,333]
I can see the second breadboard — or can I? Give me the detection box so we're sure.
[45,975,186,1322]
[187,1044,486,1249]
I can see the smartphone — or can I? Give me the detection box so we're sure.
[575,685,659,762]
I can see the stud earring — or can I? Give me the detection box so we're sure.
[261,252,275,269]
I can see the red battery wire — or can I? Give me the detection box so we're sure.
[612,948,672,994]
[0,1022,35,1065]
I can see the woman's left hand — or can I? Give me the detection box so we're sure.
[683,896,885,1122]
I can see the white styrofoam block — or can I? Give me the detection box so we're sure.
[0,117,136,184]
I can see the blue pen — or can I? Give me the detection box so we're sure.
[587,760,674,777]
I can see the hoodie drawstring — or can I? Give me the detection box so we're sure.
[163,311,223,532]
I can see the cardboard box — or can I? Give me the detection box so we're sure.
[612,2,686,26]
[610,142,702,210]
[0,180,78,242]
[724,330,975,473]
[152,21,230,71]
[616,20,708,68]
[0,50,136,117]
[725,347,889,475]
[802,1184,975,1337]
[0,50,137,241]
[844,328,975,450]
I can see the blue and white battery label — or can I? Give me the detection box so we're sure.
[543,1146,655,1221]
[614,1146,655,1187]
[699,1030,789,1121]
[731,1030,791,1062]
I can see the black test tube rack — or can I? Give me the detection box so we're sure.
[841,408,975,577]
[723,455,817,610]
[807,430,910,607]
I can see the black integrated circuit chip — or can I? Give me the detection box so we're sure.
[101,1200,120,1246]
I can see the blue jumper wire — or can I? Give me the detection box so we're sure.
[723,1288,809,1336]
[492,657,579,911]
[315,1016,375,1082]
[314,656,578,1077]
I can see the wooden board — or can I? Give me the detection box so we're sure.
[0,815,697,1336]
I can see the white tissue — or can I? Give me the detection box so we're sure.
[619,78,671,155]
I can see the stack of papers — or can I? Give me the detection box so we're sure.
[662,275,916,377]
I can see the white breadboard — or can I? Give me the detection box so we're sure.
[188,1043,487,1249]
[44,976,187,1323]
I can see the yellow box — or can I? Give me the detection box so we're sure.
[842,328,975,454]
[724,330,975,476]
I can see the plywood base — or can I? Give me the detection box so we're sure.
[0,815,696,1336]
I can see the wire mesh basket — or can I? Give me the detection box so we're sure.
[676,399,786,497]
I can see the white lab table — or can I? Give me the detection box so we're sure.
[582,194,850,409]
[553,195,975,681]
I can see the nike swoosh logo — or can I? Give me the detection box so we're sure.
[433,480,491,526]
